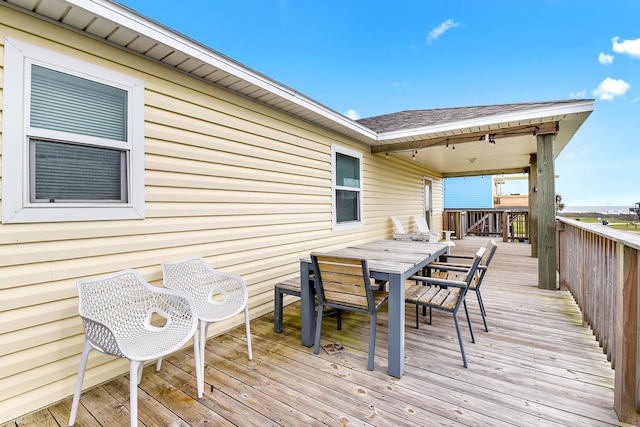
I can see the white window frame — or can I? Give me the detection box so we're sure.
[331,144,364,231]
[2,38,145,223]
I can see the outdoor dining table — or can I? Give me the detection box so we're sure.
[299,239,449,378]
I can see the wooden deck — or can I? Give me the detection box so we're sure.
[4,238,627,426]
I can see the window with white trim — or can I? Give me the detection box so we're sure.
[332,145,363,231]
[2,38,145,223]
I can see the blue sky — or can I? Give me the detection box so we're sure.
[118,0,640,207]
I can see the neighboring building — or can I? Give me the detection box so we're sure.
[0,1,593,423]
[444,175,530,209]
[444,176,493,209]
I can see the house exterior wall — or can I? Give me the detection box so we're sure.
[0,8,443,423]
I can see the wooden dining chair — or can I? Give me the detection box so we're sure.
[429,240,498,331]
[405,247,485,368]
[310,253,388,371]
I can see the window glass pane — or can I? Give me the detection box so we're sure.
[336,190,359,222]
[336,153,359,188]
[30,65,128,141]
[32,140,126,202]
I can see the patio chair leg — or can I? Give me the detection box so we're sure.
[476,292,489,332]
[68,340,92,426]
[313,303,325,355]
[337,310,342,330]
[463,300,475,344]
[136,361,144,385]
[244,305,253,360]
[367,313,377,371]
[415,304,420,329]
[192,332,203,398]
[129,360,143,426]
[453,315,467,368]
[199,321,210,398]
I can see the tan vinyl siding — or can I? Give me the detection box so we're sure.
[0,8,443,423]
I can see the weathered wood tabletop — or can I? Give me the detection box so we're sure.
[300,239,448,377]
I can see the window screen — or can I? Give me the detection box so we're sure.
[335,153,361,223]
[31,140,126,202]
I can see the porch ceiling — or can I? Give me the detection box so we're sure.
[360,100,594,177]
[2,0,594,178]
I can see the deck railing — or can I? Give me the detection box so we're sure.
[444,208,529,242]
[556,217,640,423]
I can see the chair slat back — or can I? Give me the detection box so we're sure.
[414,214,431,233]
[311,253,372,310]
[481,240,498,267]
[390,216,405,234]
[471,240,498,287]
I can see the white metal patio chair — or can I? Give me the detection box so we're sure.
[69,269,198,426]
[414,214,455,246]
[160,256,252,398]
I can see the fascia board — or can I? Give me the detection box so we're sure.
[65,0,377,141]
[377,100,595,141]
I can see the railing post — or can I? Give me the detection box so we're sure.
[502,211,509,242]
[614,243,640,422]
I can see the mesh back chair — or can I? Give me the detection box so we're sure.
[161,256,252,398]
[430,240,498,331]
[69,270,198,426]
[311,253,388,371]
[405,247,485,368]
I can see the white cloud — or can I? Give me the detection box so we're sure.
[592,77,630,100]
[426,19,460,45]
[598,52,614,64]
[344,109,360,120]
[612,36,640,57]
[570,89,587,98]
[393,81,409,87]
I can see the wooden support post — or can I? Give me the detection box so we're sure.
[529,155,538,257]
[502,211,509,242]
[614,245,640,422]
[536,135,557,290]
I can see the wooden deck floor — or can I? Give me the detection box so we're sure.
[4,238,628,426]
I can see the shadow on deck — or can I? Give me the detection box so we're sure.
[3,238,626,426]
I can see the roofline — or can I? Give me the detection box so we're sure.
[59,0,379,140]
[376,99,595,141]
[3,0,593,147]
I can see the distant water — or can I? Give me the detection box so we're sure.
[561,206,632,215]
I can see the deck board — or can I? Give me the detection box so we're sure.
[2,238,629,426]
